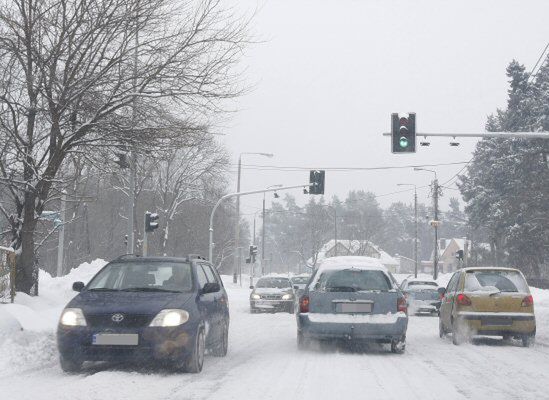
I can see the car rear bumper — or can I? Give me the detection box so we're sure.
[57,323,198,363]
[409,300,441,313]
[298,312,407,342]
[457,312,536,335]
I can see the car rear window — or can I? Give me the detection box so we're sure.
[316,268,392,292]
[256,278,291,288]
[465,270,529,293]
[87,261,193,292]
[408,281,437,287]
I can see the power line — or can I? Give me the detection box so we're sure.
[528,42,549,81]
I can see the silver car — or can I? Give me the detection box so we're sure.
[250,276,295,313]
[296,256,408,353]
[400,277,442,315]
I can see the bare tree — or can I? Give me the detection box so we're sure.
[0,0,250,292]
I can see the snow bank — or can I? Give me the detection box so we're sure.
[0,259,106,376]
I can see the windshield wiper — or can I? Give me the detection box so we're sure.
[120,287,182,293]
[326,286,356,292]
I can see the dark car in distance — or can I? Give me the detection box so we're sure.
[57,255,229,373]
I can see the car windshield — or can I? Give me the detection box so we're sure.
[291,277,309,284]
[256,278,291,288]
[465,270,529,293]
[316,268,391,292]
[87,261,193,293]
[407,281,438,289]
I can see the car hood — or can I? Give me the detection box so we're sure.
[253,288,292,295]
[67,290,194,315]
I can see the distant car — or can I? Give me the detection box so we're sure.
[439,267,536,346]
[250,276,295,313]
[297,256,408,353]
[57,255,229,373]
[291,274,311,297]
[400,277,442,315]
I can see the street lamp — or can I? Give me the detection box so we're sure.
[262,184,283,276]
[414,168,440,280]
[397,183,418,278]
[234,152,274,284]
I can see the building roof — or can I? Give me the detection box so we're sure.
[314,239,399,267]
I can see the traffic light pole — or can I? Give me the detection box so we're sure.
[209,184,313,266]
[433,178,439,281]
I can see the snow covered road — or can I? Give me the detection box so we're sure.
[2,275,549,400]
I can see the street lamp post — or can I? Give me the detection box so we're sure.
[414,168,439,280]
[262,184,283,276]
[397,184,418,278]
[234,152,273,283]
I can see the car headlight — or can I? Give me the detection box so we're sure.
[282,294,293,300]
[60,308,87,326]
[149,309,190,327]
[251,294,261,300]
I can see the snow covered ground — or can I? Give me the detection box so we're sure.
[2,261,549,400]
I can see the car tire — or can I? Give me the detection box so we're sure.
[185,326,205,373]
[297,330,310,350]
[211,322,229,357]
[522,334,535,348]
[452,319,466,346]
[390,336,406,354]
[59,354,82,373]
[288,304,295,314]
[439,318,446,338]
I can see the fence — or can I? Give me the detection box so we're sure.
[0,246,15,303]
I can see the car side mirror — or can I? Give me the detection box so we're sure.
[202,282,220,294]
[437,287,446,296]
[73,281,85,292]
[249,285,254,290]
[294,285,299,290]
[314,282,320,290]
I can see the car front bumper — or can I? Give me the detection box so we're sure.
[57,322,199,363]
[250,299,294,311]
[298,312,408,342]
[457,312,536,335]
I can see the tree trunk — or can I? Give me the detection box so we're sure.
[14,200,38,294]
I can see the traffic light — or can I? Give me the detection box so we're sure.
[114,153,129,169]
[455,250,464,261]
[249,245,258,263]
[144,211,159,232]
[391,113,416,153]
[309,170,325,195]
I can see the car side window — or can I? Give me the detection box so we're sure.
[201,264,218,284]
[446,272,459,294]
[196,265,209,289]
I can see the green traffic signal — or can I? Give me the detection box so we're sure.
[399,137,409,148]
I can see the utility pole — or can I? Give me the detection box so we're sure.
[261,194,266,276]
[56,190,67,277]
[433,178,440,280]
[397,184,418,277]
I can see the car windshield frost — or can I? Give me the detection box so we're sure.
[256,278,291,288]
[465,270,529,293]
[87,262,193,292]
[316,269,391,292]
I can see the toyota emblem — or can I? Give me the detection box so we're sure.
[111,313,124,323]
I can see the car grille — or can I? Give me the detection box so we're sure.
[261,294,283,300]
[85,313,153,328]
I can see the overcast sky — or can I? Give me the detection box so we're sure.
[220,0,549,218]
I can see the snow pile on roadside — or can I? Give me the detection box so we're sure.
[0,259,106,376]
[531,287,549,344]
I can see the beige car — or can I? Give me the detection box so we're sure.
[438,267,535,346]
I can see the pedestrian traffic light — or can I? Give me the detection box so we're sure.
[391,113,416,153]
[145,211,159,232]
[455,250,464,260]
[309,170,325,195]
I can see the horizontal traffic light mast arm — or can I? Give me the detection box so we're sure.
[383,132,549,139]
[208,183,314,263]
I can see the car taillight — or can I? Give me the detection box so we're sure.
[397,296,407,313]
[456,293,472,306]
[521,295,534,307]
[299,296,310,313]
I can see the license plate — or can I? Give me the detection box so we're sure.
[481,318,512,326]
[92,333,138,346]
[336,303,372,313]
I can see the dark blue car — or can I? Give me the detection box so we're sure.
[57,255,229,373]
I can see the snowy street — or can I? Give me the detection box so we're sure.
[2,265,549,400]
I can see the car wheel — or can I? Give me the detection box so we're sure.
[390,336,406,354]
[186,327,205,373]
[59,354,82,373]
[288,304,295,314]
[211,322,229,357]
[452,319,466,346]
[439,318,446,338]
[297,330,310,350]
[522,334,535,348]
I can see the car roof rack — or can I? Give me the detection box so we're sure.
[188,254,206,261]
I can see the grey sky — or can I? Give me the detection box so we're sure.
[221,0,549,217]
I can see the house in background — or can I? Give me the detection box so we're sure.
[312,239,399,272]
[425,237,471,273]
